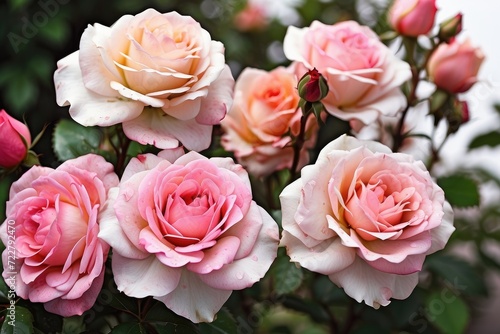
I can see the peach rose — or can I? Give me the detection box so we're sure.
[280,135,454,308]
[99,149,279,323]
[221,66,317,178]
[389,0,437,37]
[0,110,31,168]
[54,9,234,151]
[283,20,411,125]
[427,38,485,93]
[0,154,118,316]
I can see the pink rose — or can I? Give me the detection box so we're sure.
[283,20,411,125]
[234,3,268,31]
[221,66,317,178]
[99,149,279,323]
[0,154,118,316]
[54,9,234,151]
[389,0,437,37]
[0,109,31,168]
[280,135,454,308]
[427,38,485,93]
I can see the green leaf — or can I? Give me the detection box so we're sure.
[426,294,469,334]
[5,74,38,112]
[7,0,31,10]
[494,103,500,115]
[199,308,238,334]
[26,303,63,333]
[52,119,103,161]
[110,322,148,334]
[39,18,70,45]
[437,174,480,208]
[144,301,199,334]
[61,316,85,334]
[281,295,330,324]
[468,131,500,150]
[0,305,34,334]
[0,278,9,303]
[271,249,304,296]
[425,254,487,296]
[312,275,347,304]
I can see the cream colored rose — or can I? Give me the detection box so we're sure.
[54,9,234,151]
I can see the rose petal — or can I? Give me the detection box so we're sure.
[199,205,279,290]
[156,270,232,323]
[329,257,419,308]
[122,107,213,151]
[54,52,145,126]
[112,253,181,298]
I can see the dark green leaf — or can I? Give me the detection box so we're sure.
[271,249,303,295]
[5,75,38,112]
[52,119,103,161]
[426,294,469,334]
[0,277,9,304]
[468,131,500,150]
[281,295,330,323]
[0,305,34,334]
[425,254,487,296]
[110,322,147,334]
[61,316,85,334]
[352,323,390,334]
[437,175,480,208]
[494,103,500,115]
[199,308,237,334]
[39,18,70,45]
[144,301,199,334]
[312,275,347,304]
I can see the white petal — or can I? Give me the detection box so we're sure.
[110,81,165,108]
[196,65,235,125]
[79,24,119,96]
[282,230,356,275]
[122,107,213,151]
[98,188,147,259]
[283,25,310,66]
[427,201,455,254]
[329,257,419,308]
[54,52,144,126]
[112,253,181,298]
[120,154,166,183]
[156,270,232,323]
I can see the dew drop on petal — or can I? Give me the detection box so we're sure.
[123,189,134,201]
[251,255,258,262]
[236,272,244,280]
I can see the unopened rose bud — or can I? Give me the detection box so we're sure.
[428,38,485,94]
[438,13,463,43]
[448,99,469,134]
[388,0,437,37]
[0,109,31,169]
[297,68,329,103]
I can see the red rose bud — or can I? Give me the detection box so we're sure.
[297,68,329,103]
[438,13,463,43]
[0,109,31,168]
[448,99,469,134]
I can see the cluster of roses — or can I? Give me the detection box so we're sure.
[0,0,482,325]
